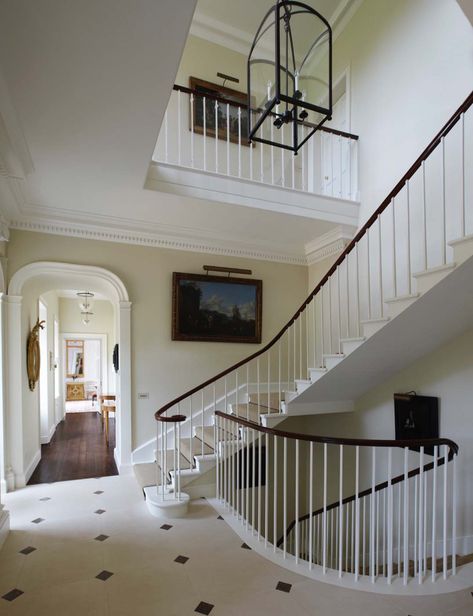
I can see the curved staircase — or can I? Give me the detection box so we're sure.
[134,91,473,592]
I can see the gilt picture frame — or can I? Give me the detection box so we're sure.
[172,272,262,343]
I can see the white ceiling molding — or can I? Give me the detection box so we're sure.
[305,224,355,265]
[9,218,309,266]
[190,0,364,57]
[190,13,255,57]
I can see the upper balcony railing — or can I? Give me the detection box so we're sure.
[152,84,360,202]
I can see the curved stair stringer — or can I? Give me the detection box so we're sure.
[285,235,473,417]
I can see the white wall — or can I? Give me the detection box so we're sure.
[59,297,115,394]
[6,230,308,459]
[333,0,473,225]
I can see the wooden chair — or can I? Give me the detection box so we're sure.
[99,394,116,444]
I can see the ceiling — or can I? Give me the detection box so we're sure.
[0,0,360,264]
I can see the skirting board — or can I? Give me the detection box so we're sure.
[21,449,41,487]
[40,420,59,445]
[0,510,9,550]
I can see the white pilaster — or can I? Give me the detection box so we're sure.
[115,300,132,472]
[5,295,25,488]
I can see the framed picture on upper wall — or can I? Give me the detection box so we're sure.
[172,272,262,343]
[189,76,251,146]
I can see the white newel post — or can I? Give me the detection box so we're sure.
[116,300,132,472]
[0,292,10,548]
[5,295,25,489]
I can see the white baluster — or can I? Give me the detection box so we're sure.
[339,444,344,577]
[367,230,372,320]
[323,443,327,574]
[432,445,438,581]
[370,447,376,582]
[392,199,397,298]
[387,448,393,583]
[422,161,428,270]
[355,445,360,581]
[443,444,448,579]
[355,243,361,337]
[273,435,278,552]
[461,113,466,237]
[309,441,314,569]
[441,137,446,265]
[295,439,300,563]
[283,436,287,558]
[337,267,342,355]
[406,180,412,294]
[419,446,424,583]
[190,94,195,167]
[164,108,168,163]
[177,89,181,165]
[238,107,242,178]
[258,429,262,538]
[403,447,409,585]
[265,432,269,546]
[226,103,230,175]
[214,99,218,173]
[452,451,457,575]
[378,215,384,317]
[203,97,207,171]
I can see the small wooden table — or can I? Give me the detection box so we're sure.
[99,395,116,444]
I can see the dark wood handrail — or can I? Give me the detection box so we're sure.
[172,83,359,141]
[214,410,458,453]
[277,452,455,547]
[156,90,473,423]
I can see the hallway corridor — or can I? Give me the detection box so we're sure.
[28,413,117,485]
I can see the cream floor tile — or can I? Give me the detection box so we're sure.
[1,475,471,616]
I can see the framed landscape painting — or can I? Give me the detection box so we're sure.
[189,76,251,146]
[172,272,262,343]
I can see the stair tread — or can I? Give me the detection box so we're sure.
[248,392,282,411]
[133,454,192,489]
[180,436,214,463]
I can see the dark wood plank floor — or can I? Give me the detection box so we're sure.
[28,412,118,485]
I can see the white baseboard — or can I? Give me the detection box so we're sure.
[40,420,59,445]
[0,510,9,550]
[24,449,41,485]
[114,448,133,475]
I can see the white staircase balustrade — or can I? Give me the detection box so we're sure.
[214,412,459,588]
[152,84,359,201]
[144,91,473,587]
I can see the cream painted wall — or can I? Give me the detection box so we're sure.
[39,290,59,444]
[308,253,341,291]
[59,298,115,394]
[333,0,473,224]
[177,34,246,89]
[6,230,308,453]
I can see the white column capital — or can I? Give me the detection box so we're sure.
[119,300,132,311]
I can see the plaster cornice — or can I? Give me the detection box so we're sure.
[9,218,309,266]
[305,225,355,265]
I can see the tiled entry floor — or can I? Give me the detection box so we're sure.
[0,476,472,616]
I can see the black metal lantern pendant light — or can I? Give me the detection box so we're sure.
[248,0,332,154]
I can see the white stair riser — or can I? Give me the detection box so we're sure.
[385,296,419,319]
[324,355,344,371]
[413,265,456,295]
[308,368,327,382]
[450,235,473,265]
[295,380,311,394]
[362,320,388,338]
[341,339,365,356]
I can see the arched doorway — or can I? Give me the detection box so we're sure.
[4,262,131,489]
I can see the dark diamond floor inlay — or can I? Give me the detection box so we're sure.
[94,490,104,495]
[39,497,51,501]
[2,589,24,602]
[217,515,223,520]
[174,555,189,564]
[94,509,106,515]
[31,518,44,524]
[94,534,109,542]
[241,543,251,550]
[160,524,173,530]
[19,546,36,555]
[95,570,114,581]
[195,601,214,615]
[276,581,292,593]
